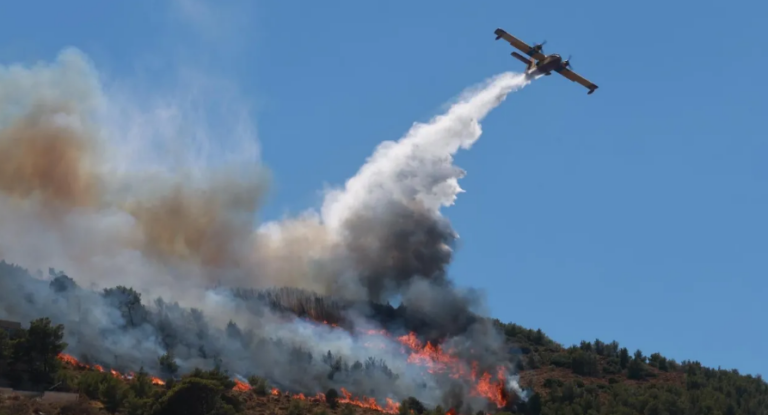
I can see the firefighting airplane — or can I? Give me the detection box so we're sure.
[494,28,598,95]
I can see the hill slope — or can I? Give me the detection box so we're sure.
[1,261,767,415]
[2,314,767,415]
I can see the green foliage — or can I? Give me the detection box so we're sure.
[7,317,68,385]
[130,367,155,399]
[103,285,147,327]
[547,352,570,369]
[0,329,11,361]
[543,378,564,389]
[247,375,269,396]
[648,352,669,372]
[526,392,542,415]
[124,397,156,415]
[156,377,236,415]
[186,368,236,390]
[627,350,648,380]
[619,347,630,369]
[158,352,179,377]
[570,349,600,377]
[75,371,129,413]
[399,396,426,415]
[0,270,767,415]
[99,374,129,413]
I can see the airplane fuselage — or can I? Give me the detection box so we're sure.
[494,28,598,94]
[530,54,563,75]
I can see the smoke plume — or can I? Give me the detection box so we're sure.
[0,48,535,412]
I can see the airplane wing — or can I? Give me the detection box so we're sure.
[556,67,599,95]
[494,28,546,60]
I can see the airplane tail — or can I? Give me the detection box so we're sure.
[511,52,536,72]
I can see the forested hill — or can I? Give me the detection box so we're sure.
[0,261,766,415]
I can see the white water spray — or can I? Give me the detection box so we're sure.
[321,71,533,233]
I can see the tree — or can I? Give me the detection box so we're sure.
[627,350,647,380]
[399,397,426,415]
[12,318,68,384]
[50,273,78,293]
[571,350,600,377]
[130,367,154,399]
[593,339,606,356]
[159,352,179,378]
[103,286,147,327]
[225,320,242,341]
[187,368,236,390]
[156,378,235,415]
[0,329,10,361]
[619,347,630,369]
[525,353,540,370]
[248,375,269,396]
[526,392,542,415]
[648,352,669,372]
[99,374,129,413]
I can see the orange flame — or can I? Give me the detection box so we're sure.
[57,352,401,413]
[337,387,400,414]
[59,317,513,412]
[316,320,512,409]
[393,332,509,408]
[57,353,166,385]
[233,379,251,392]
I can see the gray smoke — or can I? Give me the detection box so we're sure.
[0,48,535,411]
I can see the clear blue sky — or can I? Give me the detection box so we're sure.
[1,0,765,377]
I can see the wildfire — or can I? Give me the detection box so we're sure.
[235,379,400,413]
[338,387,400,413]
[56,317,512,413]
[394,332,508,408]
[358,329,509,408]
[57,353,165,385]
[396,333,461,374]
[57,353,401,413]
[233,379,251,392]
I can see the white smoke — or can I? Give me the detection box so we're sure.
[0,46,538,411]
[321,72,532,232]
[253,72,535,301]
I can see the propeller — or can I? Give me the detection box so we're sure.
[563,55,574,69]
[534,40,547,52]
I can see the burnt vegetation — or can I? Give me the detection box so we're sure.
[1,261,767,415]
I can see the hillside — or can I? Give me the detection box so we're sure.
[2,318,767,415]
[1,262,767,415]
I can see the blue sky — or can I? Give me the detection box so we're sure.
[1,0,765,377]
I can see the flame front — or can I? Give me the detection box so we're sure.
[233,379,251,392]
[57,353,400,413]
[391,331,509,408]
[57,319,511,412]
[57,353,165,385]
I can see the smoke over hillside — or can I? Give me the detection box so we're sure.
[0,49,535,412]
